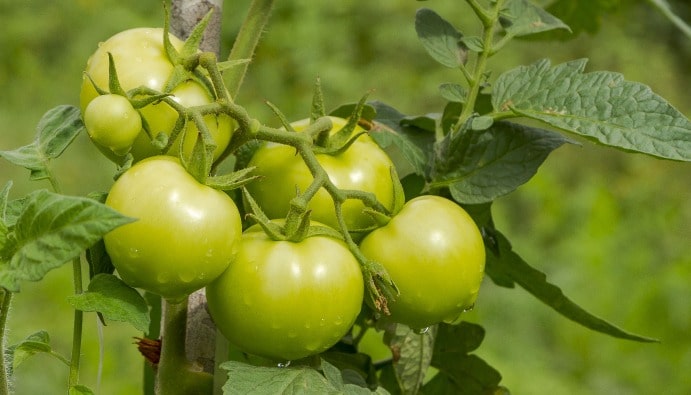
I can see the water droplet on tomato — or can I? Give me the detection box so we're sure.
[277,361,291,368]
[127,248,140,258]
[287,330,298,339]
[157,272,171,284]
[463,304,475,313]
[178,271,196,283]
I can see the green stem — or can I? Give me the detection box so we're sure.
[454,0,506,133]
[45,165,83,391]
[157,299,212,395]
[68,257,84,390]
[0,288,13,395]
[224,0,275,99]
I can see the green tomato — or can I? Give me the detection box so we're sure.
[79,27,233,162]
[245,116,403,232]
[206,222,364,361]
[83,94,142,156]
[104,156,242,300]
[359,195,485,330]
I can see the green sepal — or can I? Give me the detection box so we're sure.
[241,188,284,240]
[162,3,180,64]
[310,77,326,123]
[266,101,297,132]
[205,167,259,191]
[180,115,215,184]
[284,210,312,243]
[304,225,345,242]
[83,73,109,96]
[320,93,370,151]
[106,52,127,96]
[179,9,213,61]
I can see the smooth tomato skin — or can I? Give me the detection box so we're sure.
[104,156,242,300]
[80,28,232,162]
[83,94,142,156]
[359,195,485,330]
[245,116,402,231]
[206,223,364,361]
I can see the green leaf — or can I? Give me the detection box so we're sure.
[86,239,115,279]
[322,351,379,389]
[431,121,573,204]
[423,322,504,395]
[459,36,484,53]
[499,0,571,38]
[220,360,336,394]
[487,228,659,342]
[85,192,115,279]
[438,83,467,103]
[7,330,70,370]
[220,359,388,395]
[329,103,377,123]
[415,8,466,68]
[493,59,691,161]
[0,105,84,180]
[68,273,150,333]
[368,101,434,178]
[385,324,435,395]
[0,190,135,292]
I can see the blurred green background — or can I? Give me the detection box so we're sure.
[1,0,689,394]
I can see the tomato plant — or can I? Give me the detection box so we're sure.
[0,1,689,395]
[79,27,233,162]
[245,116,404,232]
[360,195,485,330]
[104,156,242,300]
[206,221,364,361]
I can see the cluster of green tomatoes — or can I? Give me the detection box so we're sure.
[80,27,486,362]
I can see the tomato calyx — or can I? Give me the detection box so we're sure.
[242,188,343,243]
[311,93,372,155]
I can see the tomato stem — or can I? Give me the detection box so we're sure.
[0,288,13,394]
[68,257,84,390]
[454,0,507,133]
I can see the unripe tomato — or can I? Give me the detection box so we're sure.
[245,116,403,232]
[359,195,485,330]
[79,28,233,162]
[104,156,242,300]
[206,222,364,361]
[83,94,142,156]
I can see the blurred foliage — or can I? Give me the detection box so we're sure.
[0,0,689,394]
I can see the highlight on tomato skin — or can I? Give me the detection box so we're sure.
[206,220,365,362]
[359,195,486,330]
[79,27,234,163]
[103,155,242,300]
